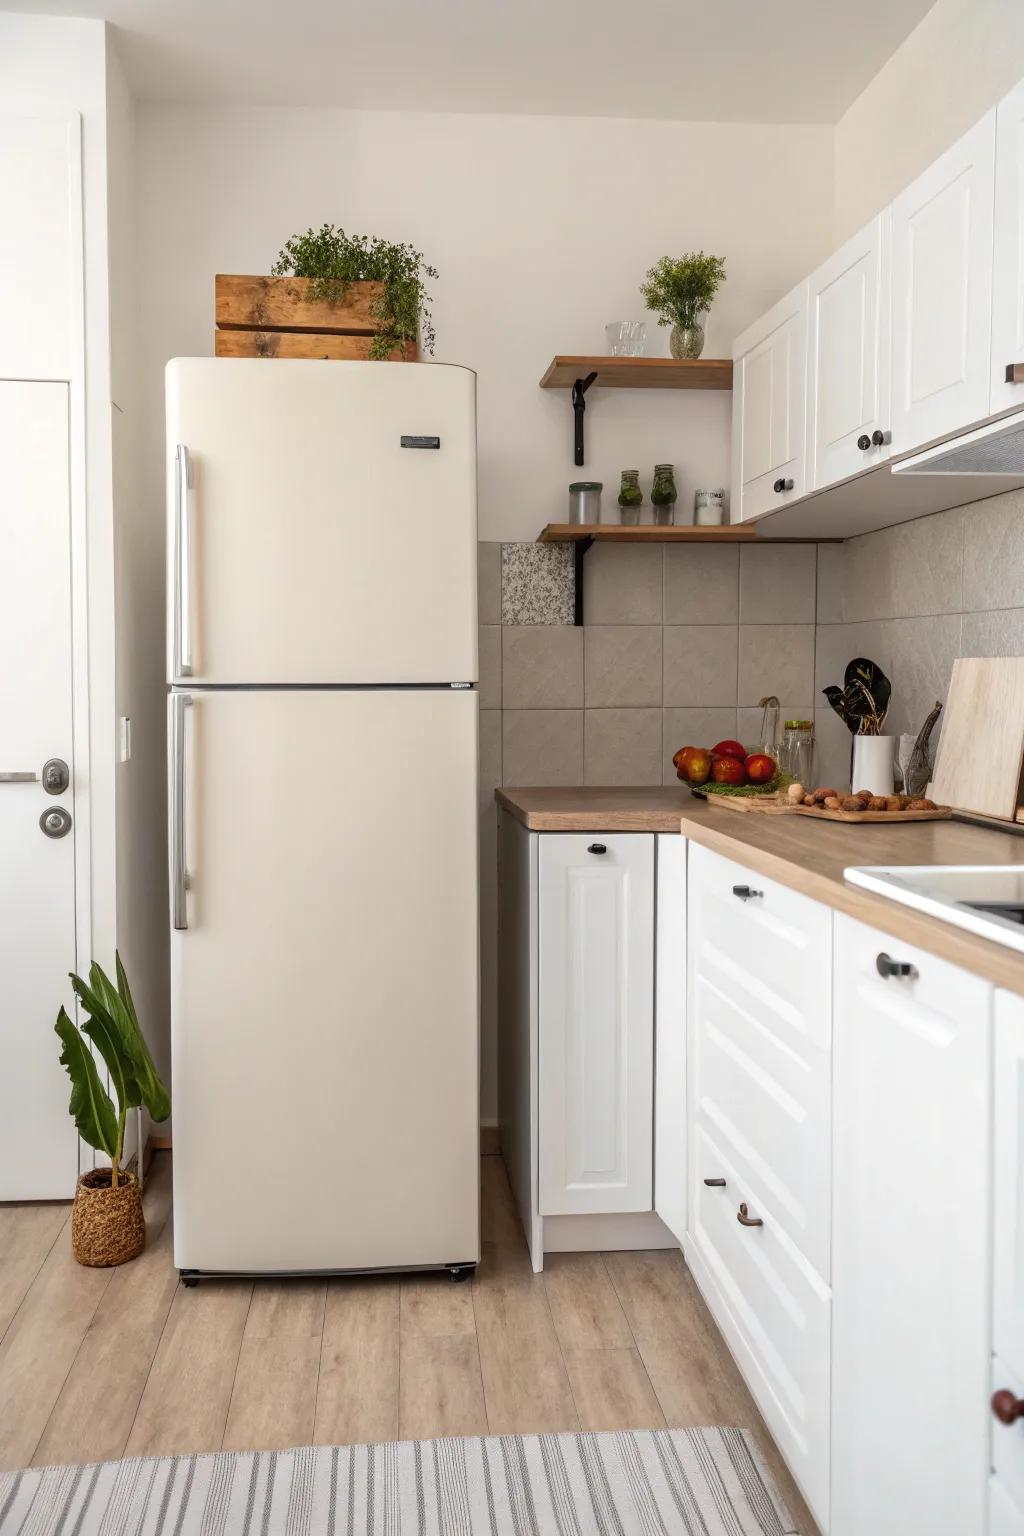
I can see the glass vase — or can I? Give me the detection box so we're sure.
[670,323,705,360]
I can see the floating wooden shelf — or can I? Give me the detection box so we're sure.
[540,355,733,466]
[539,356,733,390]
[539,523,755,544]
[538,523,830,624]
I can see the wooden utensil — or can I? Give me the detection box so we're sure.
[929,657,1024,820]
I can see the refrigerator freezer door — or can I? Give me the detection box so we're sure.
[166,359,477,686]
[170,686,480,1274]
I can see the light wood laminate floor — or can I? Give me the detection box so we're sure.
[0,1153,818,1534]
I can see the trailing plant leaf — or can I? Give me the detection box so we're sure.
[115,952,171,1124]
[640,252,726,329]
[55,1007,119,1158]
[271,224,437,360]
[68,960,170,1123]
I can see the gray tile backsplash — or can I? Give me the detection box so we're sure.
[663,543,738,625]
[502,624,583,709]
[739,543,817,624]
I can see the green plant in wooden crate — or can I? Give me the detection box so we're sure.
[272,224,438,359]
[56,955,170,1187]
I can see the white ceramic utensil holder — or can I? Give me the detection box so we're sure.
[851,733,895,796]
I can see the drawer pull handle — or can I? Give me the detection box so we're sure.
[587,843,607,855]
[732,884,763,901]
[703,1177,726,1188]
[876,951,917,981]
[737,1202,763,1228]
[992,1390,1024,1425]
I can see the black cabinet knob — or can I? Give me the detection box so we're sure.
[876,951,916,980]
[857,434,872,450]
[871,429,889,446]
[772,477,794,494]
[703,1177,726,1188]
[587,843,607,855]
[732,884,763,901]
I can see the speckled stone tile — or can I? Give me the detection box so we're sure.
[501,543,575,625]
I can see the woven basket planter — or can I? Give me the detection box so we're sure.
[71,1169,145,1267]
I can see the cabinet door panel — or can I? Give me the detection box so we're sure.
[832,916,991,1536]
[538,834,654,1216]
[731,282,808,522]
[994,990,1024,1382]
[654,835,687,1244]
[993,1354,1024,1515]
[891,112,996,453]
[992,80,1024,414]
[809,213,891,489]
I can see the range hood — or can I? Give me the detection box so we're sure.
[892,407,1024,476]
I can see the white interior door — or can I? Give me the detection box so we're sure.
[166,359,477,686]
[992,80,1024,415]
[808,212,892,489]
[537,833,654,1217]
[0,381,78,1199]
[891,111,996,453]
[170,686,479,1274]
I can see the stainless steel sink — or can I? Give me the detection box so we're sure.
[844,865,1024,953]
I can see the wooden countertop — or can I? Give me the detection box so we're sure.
[496,786,1024,995]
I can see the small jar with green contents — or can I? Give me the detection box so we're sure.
[617,469,643,526]
[651,463,678,525]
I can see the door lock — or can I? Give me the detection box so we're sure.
[42,758,70,795]
[40,806,72,839]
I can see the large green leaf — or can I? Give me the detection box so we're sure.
[90,958,170,1123]
[81,1004,135,1116]
[55,1007,119,1157]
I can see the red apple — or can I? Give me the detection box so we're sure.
[672,745,698,775]
[685,749,712,785]
[744,752,776,784]
[711,739,747,762]
[712,755,747,785]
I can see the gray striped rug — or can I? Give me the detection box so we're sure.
[0,1427,796,1535]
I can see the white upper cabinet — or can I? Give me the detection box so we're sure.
[891,111,996,455]
[808,213,892,490]
[730,281,808,522]
[992,79,1024,415]
[537,834,654,1218]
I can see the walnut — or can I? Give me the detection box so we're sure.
[884,796,903,811]
[868,796,888,811]
[908,797,936,811]
[841,796,865,812]
[802,794,817,806]
[812,787,838,804]
[824,795,843,810]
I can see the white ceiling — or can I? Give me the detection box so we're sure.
[2,0,936,121]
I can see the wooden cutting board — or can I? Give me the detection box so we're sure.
[705,792,951,823]
[929,657,1024,819]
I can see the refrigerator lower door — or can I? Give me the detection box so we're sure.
[166,359,477,687]
[169,686,480,1274]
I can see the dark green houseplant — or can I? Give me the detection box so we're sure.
[56,955,170,1266]
[272,224,437,359]
[640,251,727,359]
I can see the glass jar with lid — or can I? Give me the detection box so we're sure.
[651,463,677,526]
[779,718,815,785]
[617,469,643,526]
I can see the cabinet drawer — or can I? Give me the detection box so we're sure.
[689,843,831,1043]
[693,961,830,1278]
[690,1121,830,1529]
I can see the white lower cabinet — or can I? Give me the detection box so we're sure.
[538,833,654,1216]
[686,845,832,1529]
[831,915,992,1536]
[991,991,1024,1535]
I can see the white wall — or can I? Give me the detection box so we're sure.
[835,0,1024,241]
[136,105,834,542]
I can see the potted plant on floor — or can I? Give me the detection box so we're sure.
[55,955,170,1267]
[640,250,727,359]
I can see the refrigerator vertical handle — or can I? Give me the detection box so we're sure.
[171,693,192,931]
[174,444,194,678]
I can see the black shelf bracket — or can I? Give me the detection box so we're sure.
[572,535,594,625]
[571,371,598,466]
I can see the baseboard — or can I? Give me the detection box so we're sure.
[147,1135,173,1151]
[542,1210,677,1254]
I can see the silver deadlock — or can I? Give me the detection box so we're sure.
[42,758,70,795]
[40,806,72,839]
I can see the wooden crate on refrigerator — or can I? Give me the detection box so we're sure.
[214,275,417,361]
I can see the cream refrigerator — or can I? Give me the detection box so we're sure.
[166,358,480,1280]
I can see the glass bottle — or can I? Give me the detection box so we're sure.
[618,469,643,527]
[780,719,815,785]
[651,463,677,526]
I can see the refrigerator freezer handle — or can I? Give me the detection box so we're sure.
[171,693,192,930]
[174,444,195,678]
